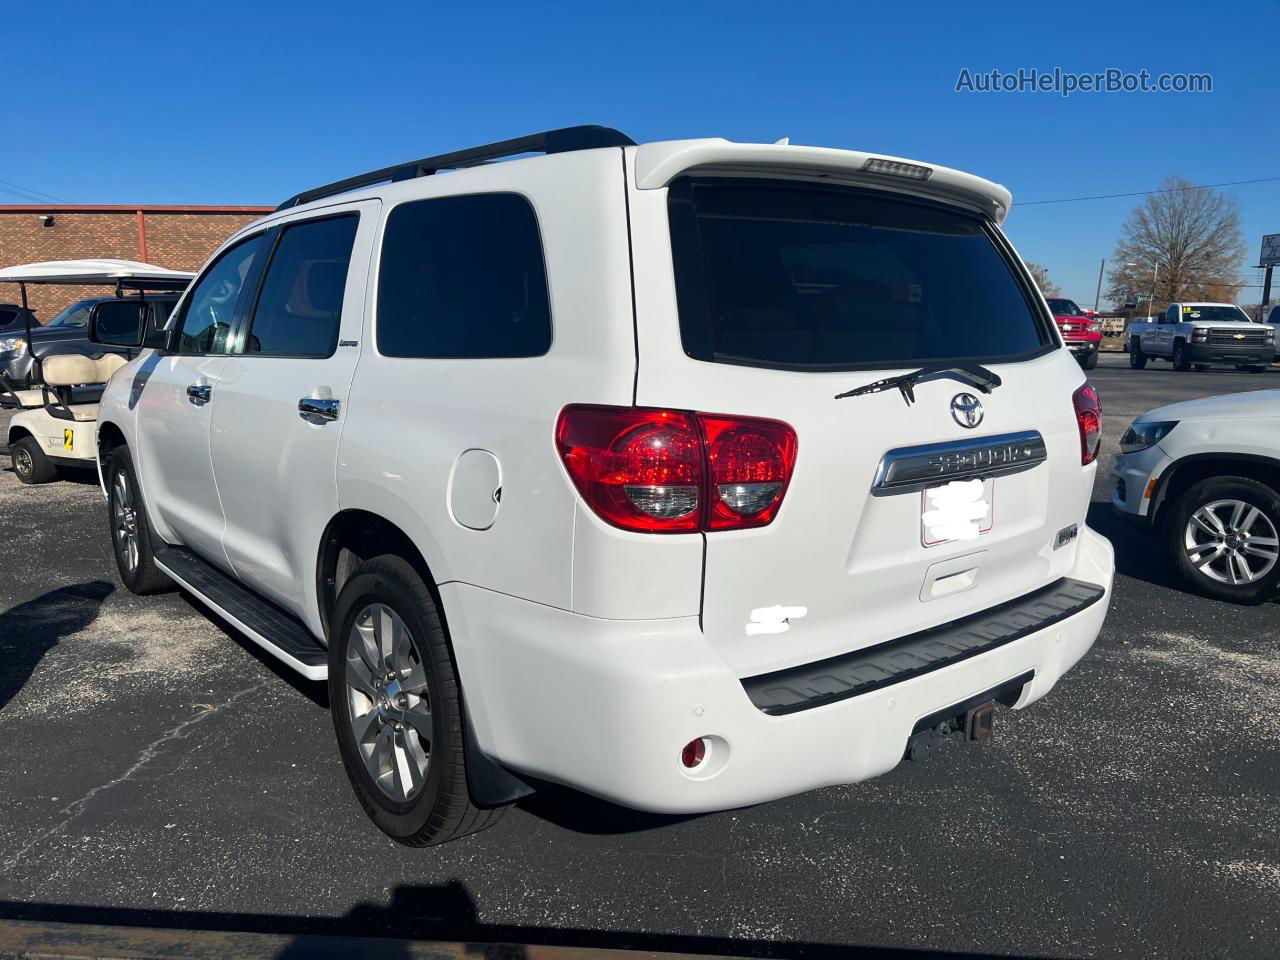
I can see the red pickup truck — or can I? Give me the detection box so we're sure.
[1046,297,1102,369]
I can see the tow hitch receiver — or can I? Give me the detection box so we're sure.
[964,701,995,741]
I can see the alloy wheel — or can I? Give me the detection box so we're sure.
[1184,498,1279,585]
[111,470,140,573]
[345,603,434,802]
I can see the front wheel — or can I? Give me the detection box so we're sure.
[1172,342,1192,371]
[105,446,172,595]
[1129,340,1147,368]
[1081,350,1098,370]
[11,436,57,484]
[329,554,506,846]
[1164,477,1280,604]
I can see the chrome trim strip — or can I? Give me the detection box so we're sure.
[872,429,1047,494]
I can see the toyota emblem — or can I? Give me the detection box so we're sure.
[950,393,984,429]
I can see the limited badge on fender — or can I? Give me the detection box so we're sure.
[63,428,74,451]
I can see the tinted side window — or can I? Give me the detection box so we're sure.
[245,215,359,357]
[377,194,551,358]
[179,235,263,355]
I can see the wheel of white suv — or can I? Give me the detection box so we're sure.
[11,436,57,484]
[1129,340,1147,368]
[328,554,506,846]
[105,446,173,595]
[1164,476,1280,604]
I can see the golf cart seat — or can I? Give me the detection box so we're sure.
[40,353,127,421]
[0,382,44,409]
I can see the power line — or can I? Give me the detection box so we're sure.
[1014,176,1280,207]
[0,178,65,203]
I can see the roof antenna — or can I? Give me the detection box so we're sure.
[774,137,790,145]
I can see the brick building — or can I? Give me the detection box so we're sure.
[0,204,273,320]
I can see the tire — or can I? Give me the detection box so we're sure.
[1163,476,1280,605]
[1081,350,1098,370]
[329,554,506,846]
[1129,340,1147,368]
[11,436,57,484]
[105,446,173,595]
[1172,341,1192,371]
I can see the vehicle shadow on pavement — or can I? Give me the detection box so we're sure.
[516,783,704,835]
[0,889,1030,959]
[1086,502,1187,594]
[0,580,113,712]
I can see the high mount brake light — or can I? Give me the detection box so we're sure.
[1072,382,1102,466]
[555,405,798,533]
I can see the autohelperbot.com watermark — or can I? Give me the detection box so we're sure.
[955,67,1212,97]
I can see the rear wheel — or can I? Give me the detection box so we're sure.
[11,436,57,484]
[106,446,172,595]
[1172,341,1191,371]
[329,554,506,846]
[1164,477,1280,604]
[1129,340,1147,368]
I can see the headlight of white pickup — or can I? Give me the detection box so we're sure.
[0,337,27,354]
[1119,420,1179,453]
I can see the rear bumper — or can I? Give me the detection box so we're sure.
[445,524,1114,814]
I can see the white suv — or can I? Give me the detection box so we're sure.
[94,126,1115,845]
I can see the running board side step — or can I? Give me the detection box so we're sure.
[153,544,329,681]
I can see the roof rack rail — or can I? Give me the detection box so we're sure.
[276,124,635,211]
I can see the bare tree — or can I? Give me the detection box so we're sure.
[1024,261,1059,296]
[1106,176,1245,311]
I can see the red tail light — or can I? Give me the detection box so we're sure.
[701,415,799,530]
[1072,382,1102,465]
[556,405,798,533]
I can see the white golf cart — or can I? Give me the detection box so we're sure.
[0,260,192,484]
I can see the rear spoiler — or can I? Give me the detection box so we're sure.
[632,139,1013,224]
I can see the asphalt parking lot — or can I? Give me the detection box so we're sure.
[0,352,1277,959]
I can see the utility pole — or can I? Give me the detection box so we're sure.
[1093,258,1105,313]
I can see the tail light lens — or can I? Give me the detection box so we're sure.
[556,405,798,533]
[701,416,799,530]
[1072,382,1102,465]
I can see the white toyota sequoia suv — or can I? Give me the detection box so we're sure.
[94,126,1115,845]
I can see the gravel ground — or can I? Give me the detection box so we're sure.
[0,353,1277,959]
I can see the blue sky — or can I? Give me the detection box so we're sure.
[5,0,1277,306]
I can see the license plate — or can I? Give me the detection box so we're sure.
[921,478,994,547]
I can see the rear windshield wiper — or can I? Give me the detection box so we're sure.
[834,363,1003,405]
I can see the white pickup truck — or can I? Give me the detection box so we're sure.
[1128,302,1274,372]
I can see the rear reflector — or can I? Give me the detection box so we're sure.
[556,405,798,533]
[681,738,707,768]
[1072,382,1102,465]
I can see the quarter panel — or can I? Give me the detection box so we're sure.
[338,150,638,608]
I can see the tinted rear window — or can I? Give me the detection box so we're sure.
[377,193,551,359]
[668,178,1051,370]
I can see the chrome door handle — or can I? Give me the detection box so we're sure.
[186,383,212,405]
[298,396,340,422]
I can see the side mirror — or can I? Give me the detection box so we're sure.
[89,300,147,347]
